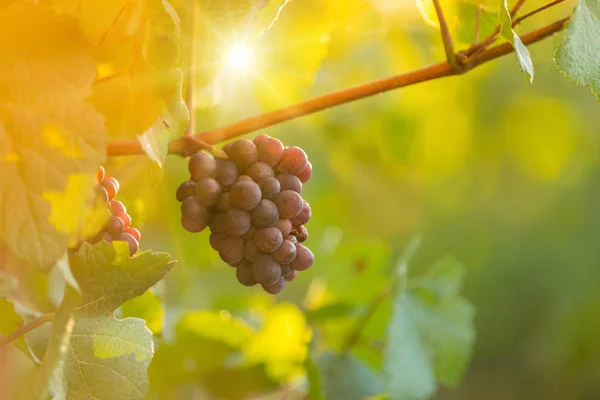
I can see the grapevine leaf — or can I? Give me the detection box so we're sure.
[121,290,165,335]
[306,350,325,400]
[383,256,476,399]
[318,352,383,400]
[555,0,600,100]
[0,3,107,268]
[68,241,174,314]
[0,297,29,355]
[305,302,363,322]
[499,0,534,82]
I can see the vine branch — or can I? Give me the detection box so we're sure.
[106,17,569,158]
[0,313,54,348]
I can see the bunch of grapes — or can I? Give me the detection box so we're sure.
[176,135,314,294]
[72,166,141,256]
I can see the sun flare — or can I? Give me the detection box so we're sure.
[223,43,254,71]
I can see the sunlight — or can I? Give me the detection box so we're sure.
[223,43,254,71]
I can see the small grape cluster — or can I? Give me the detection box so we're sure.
[176,135,314,294]
[76,166,141,256]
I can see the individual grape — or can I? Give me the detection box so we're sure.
[276,174,302,193]
[281,264,293,277]
[253,134,271,147]
[189,152,217,181]
[249,199,279,228]
[257,138,284,167]
[258,176,280,200]
[285,235,298,245]
[271,239,297,264]
[110,200,127,215]
[116,212,131,229]
[96,166,105,184]
[100,178,118,200]
[219,237,244,264]
[181,197,209,221]
[216,192,230,212]
[124,227,141,242]
[176,181,197,202]
[222,142,234,155]
[263,278,285,294]
[244,240,262,263]
[246,162,274,182]
[254,227,283,253]
[195,178,222,206]
[95,185,109,205]
[274,190,303,219]
[236,261,257,286]
[209,232,227,251]
[228,139,258,169]
[105,215,124,236]
[275,219,292,236]
[276,146,308,175]
[230,180,262,211]
[209,212,227,233]
[284,270,296,281]
[182,215,208,233]
[237,175,253,182]
[295,225,309,242]
[224,209,251,236]
[297,161,312,183]
[118,232,139,256]
[252,255,282,287]
[290,200,311,226]
[242,226,256,240]
[93,231,113,243]
[215,159,238,188]
[291,244,314,271]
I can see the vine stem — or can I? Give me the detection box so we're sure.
[106,18,569,157]
[432,0,458,68]
[0,313,54,348]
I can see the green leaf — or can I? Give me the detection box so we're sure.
[306,349,325,400]
[383,256,476,400]
[121,290,165,335]
[306,302,363,322]
[555,0,600,100]
[318,352,383,400]
[0,297,29,355]
[52,313,153,400]
[499,0,534,82]
[68,241,174,314]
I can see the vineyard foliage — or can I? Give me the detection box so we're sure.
[1,0,600,399]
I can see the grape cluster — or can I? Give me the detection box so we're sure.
[176,135,314,294]
[74,166,140,256]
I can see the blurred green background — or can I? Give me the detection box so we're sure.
[100,0,600,398]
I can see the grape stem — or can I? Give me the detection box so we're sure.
[432,0,458,69]
[0,313,54,348]
[106,17,569,157]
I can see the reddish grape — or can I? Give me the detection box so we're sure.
[219,237,244,264]
[176,181,197,202]
[110,200,127,215]
[236,262,257,286]
[276,174,302,193]
[242,226,257,240]
[195,178,222,206]
[124,227,141,242]
[285,234,298,245]
[116,212,131,229]
[216,192,230,212]
[295,225,309,242]
[284,270,296,281]
[271,239,297,264]
[246,162,274,182]
[257,138,284,167]
[118,232,139,256]
[230,180,262,211]
[181,197,208,220]
[94,231,113,243]
[292,244,314,271]
[222,142,234,155]
[258,176,280,200]
[105,215,124,236]
[281,264,293,277]
[290,200,311,226]
[229,139,258,169]
[254,227,283,253]
[95,185,109,205]
[252,255,282,287]
[244,240,262,263]
[253,134,271,147]
[263,278,285,294]
[181,215,208,233]
[209,212,227,233]
[215,159,238,188]
[224,209,251,236]
[237,175,253,182]
[96,166,105,184]
[297,161,312,183]
[249,199,279,228]
[275,219,293,236]
[189,152,217,181]
[209,232,227,251]
[274,190,303,219]
[100,178,118,200]
[276,146,308,175]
